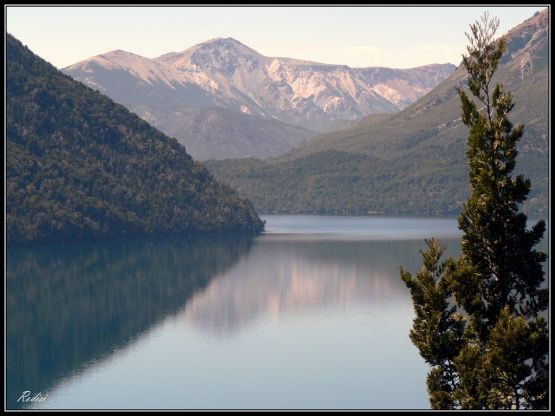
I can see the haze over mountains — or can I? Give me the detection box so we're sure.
[63,38,455,160]
[207,9,548,216]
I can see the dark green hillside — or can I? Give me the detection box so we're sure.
[207,10,548,216]
[6,34,264,244]
[207,149,468,215]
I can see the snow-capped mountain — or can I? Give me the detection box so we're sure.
[64,38,456,128]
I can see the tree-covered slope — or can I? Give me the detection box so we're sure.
[6,34,264,245]
[206,10,548,216]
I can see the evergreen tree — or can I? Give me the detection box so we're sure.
[400,12,548,410]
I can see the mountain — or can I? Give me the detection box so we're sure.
[62,38,455,159]
[206,9,548,216]
[162,106,315,160]
[150,37,456,125]
[6,34,264,245]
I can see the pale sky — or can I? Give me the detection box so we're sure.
[6,5,548,69]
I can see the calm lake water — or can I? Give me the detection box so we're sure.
[6,215,547,409]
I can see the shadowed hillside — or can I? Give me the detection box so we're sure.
[7,34,264,244]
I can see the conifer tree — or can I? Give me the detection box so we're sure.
[401,12,548,410]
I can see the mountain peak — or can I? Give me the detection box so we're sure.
[96,49,147,61]
[500,7,548,71]
[203,36,243,45]
[192,36,261,57]
[65,49,149,70]
[505,7,547,39]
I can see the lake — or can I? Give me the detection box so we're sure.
[6,215,545,409]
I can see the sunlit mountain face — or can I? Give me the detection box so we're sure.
[65,37,456,127]
[62,38,455,160]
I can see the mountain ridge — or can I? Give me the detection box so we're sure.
[63,37,456,160]
[65,37,457,121]
[206,9,548,216]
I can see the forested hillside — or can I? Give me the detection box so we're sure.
[6,34,264,245]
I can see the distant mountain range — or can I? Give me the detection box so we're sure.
[207,9,548,216]
[63,38,455,160]
[6,34,263,244]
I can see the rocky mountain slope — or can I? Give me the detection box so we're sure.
[207,9,548,216]
[150,37,456,125]
[63,38,455,159]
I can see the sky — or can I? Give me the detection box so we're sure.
[6,5,548,69]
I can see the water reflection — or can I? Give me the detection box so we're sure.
[28,234,462,409]
[6,235,254,409]
[8,214,546,409]
[181,236,462,335]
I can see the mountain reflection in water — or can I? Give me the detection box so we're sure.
[6,235,254,409]
[7,215,547,409]
[180,235,461,335]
